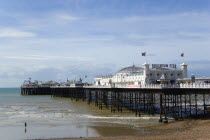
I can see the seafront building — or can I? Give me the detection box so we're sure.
[22,62,210,88]
[94,63,188,86]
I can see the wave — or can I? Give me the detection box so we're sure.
[1,105,159,123]
[82,114,159,120]
[8,112,71,119]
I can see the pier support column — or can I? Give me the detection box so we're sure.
[164,94,168,123]
[195,94,198,115]
[203,93,206,115]
[159,93,163,122]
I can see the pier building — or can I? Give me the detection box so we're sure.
[178,75,210,84]
[94,63,188,86]
[21,62,210,122]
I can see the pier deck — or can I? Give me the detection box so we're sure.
[21,84,210,122]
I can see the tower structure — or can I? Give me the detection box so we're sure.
[143,63,150,84]
[181,63,188,78]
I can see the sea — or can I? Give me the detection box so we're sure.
[0,88,160,140]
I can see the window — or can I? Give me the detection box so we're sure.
[157,73,160,76]
[171,73,173,76]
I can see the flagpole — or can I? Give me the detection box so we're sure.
[141,52,147,63]
[183,56,185,64]
[181,53,185,64]
[146,52,148,63]
[183,53,185,64]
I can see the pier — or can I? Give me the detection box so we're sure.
[21,86,51,95]
[21,84,210,122]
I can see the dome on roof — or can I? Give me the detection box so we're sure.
[42,80,58,85]
[116,65,144,74]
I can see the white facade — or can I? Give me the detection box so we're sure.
[94,63,188,86]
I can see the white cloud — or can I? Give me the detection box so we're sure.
[21,12,80,29]
[2,55,92,61]
[0,28,36,38]
[55,13,79,21]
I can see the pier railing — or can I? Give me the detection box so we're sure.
[179,83,210,88]
[21,83,210,89]
[84,83,210,89]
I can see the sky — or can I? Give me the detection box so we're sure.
[0,0,210,87]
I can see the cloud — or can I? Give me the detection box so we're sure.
[21,12,80,29]
[187,60,210,65]
[177,32,209,38]
[127,34,161,39]
[55,13,79,21]
[0,61,119,87]
[123,12,210,22]
[0,28,36,38]
[0,6,210,87]
[2,55,92,62]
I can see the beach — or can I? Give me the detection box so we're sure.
[41,116,210,140]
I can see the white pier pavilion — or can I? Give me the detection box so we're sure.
[94,63,188,86]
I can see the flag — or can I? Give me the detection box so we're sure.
[142,52,146,56]
[181,53,184,57]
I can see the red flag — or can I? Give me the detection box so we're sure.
[142,52,146,56]
[181,53,184,57]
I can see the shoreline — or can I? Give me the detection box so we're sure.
[33,115,210,140]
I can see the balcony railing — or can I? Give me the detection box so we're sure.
[22,83,210,89]
[179,83,210,88]
[87,83,210,89]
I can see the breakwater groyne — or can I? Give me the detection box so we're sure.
[21,84,210,123]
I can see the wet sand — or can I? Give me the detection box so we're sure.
[37,115,210,140]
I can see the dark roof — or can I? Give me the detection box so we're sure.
[42,80,58,85]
